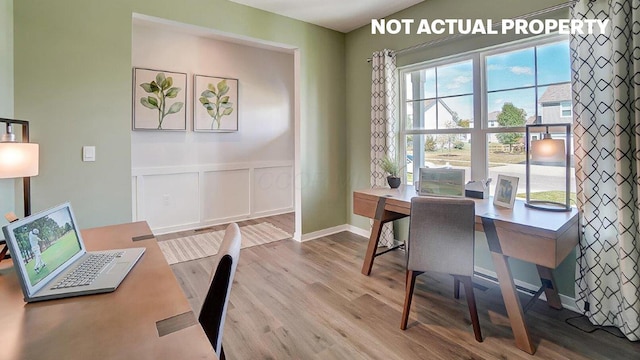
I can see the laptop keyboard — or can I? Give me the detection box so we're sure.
[51,252,124,290]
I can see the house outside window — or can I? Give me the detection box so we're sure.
[560,101,573,117]
[399,35,575,202]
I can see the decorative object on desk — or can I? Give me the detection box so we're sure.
[493,174,519,208]
[133,68,186,130]
[0,119,39,262]
[158,222,290,265]
[418,168,465,197]
[465,179,491,199]
[194,75,238,132]
[525,123,571,212]
[380,155,403,188]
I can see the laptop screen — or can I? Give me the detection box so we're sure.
[418,168,466,197]
[2,203,86,296]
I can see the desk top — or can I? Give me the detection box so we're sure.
[0,221,215,360]
[354,185,579,237]
[354,186,580,268]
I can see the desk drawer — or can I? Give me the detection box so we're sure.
[496,218,579,268]
[353,193,378,219]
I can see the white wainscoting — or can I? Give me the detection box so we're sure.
[132,161,294,234]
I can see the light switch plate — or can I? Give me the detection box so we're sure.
[83,146,96,162]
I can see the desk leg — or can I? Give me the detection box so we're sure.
[482,217,535,354]
[492,253,535,354]
[361,197,409,276]
[536,265,562,309]
[362,219,384,276]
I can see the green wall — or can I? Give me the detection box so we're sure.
[13,0,346,233]
[10,0,578,297]
[0,0,15,226]
[0,0,12,118]
[345,0,577,297]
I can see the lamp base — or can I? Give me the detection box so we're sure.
[525,200,571,212]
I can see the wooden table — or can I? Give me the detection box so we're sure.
[0,221,216,359]
[353,186,579,354]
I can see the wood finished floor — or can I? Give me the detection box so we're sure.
[161,214,639,359]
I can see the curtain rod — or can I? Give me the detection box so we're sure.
[367,0,576,62]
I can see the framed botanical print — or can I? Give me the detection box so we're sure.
[133,68,187,131]
[193,75,238,132]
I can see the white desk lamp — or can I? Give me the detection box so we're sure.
[0,119,39,261]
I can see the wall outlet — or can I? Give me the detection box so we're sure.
[162,194,170,206]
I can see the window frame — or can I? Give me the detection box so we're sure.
[398,34,570,183]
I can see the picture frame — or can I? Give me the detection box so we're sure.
[493,174,519,208]
[132,68,187,131]
[418,168,465,197]
[193,75,238,132]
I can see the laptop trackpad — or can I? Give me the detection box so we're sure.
[107,262,129,274]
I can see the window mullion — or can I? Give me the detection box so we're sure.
[412,71,425,179]
[471,53,485,181]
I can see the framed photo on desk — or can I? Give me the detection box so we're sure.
[493,174,519,208]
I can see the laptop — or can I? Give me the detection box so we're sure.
[417,168,466,197]
[1,202,145,302]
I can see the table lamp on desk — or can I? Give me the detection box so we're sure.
[0,118,39,262]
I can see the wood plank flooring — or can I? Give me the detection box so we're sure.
[163,214,639,359]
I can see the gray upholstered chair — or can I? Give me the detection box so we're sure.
[400,197,482,342]
[199,223,242,360]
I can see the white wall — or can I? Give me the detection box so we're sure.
[131,21,295,234]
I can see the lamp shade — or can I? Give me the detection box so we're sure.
[530,138,565,164]
[0,142,39,178]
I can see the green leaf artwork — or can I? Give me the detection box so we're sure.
[199,79,235,130]
[139,72,184,129]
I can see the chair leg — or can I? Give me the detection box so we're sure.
[453,277,461,299]
[459,276,483,342]
[401,270,419,330]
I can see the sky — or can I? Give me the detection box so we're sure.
[47,207,74,228]
[405,40,571,128]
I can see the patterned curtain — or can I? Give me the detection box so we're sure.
[371,49,397,247]
[571,0,640,341]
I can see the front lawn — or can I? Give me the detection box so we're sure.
[516,191,577,206]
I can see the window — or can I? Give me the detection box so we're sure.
[400,36,574,202]
[403,59,474,183]
[560,101,572,117]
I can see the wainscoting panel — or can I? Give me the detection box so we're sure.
[132,161,294,234]
[253,166,294,216]
[141,172,200,232]
[202,169,251,221]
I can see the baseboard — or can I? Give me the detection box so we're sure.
[252,207,294,219]
[346,225,370,238]
[474,266,578,312]
[300,224,350,242]
[152,221,207,235]
[152,210,294,236]
[346,226,404,246]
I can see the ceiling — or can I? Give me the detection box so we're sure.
[228,0,424,33]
